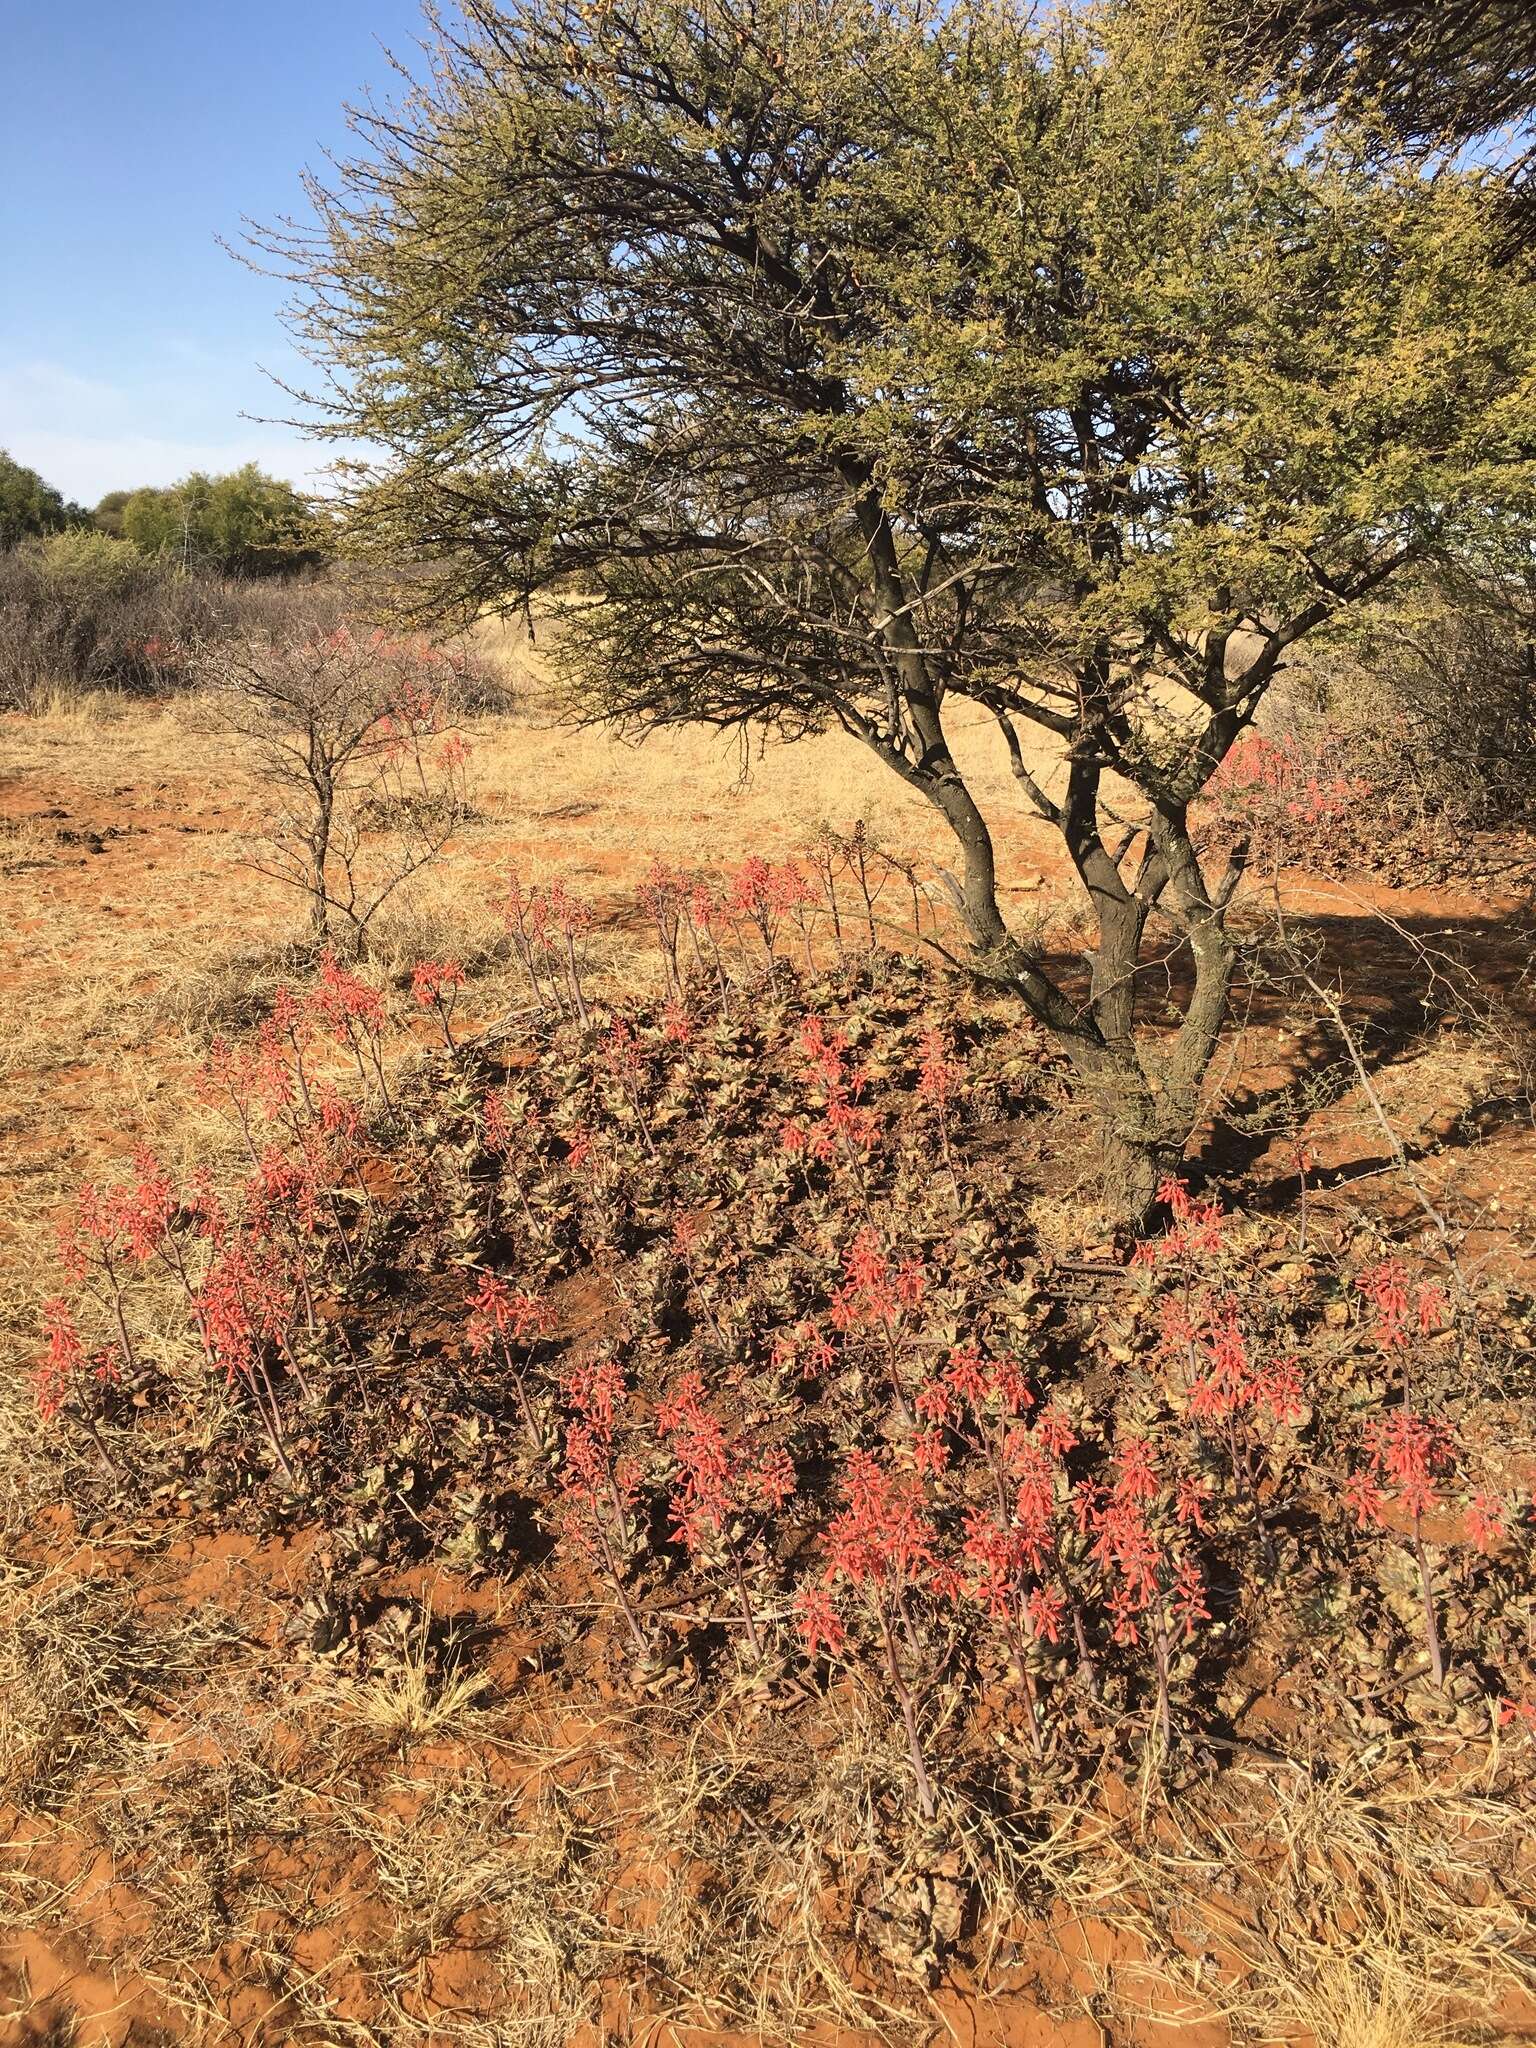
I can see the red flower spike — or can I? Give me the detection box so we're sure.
[36,1299,87,1421]
[1027,1584,1066,1645]
[1464,1491,1507,1555]
[796,1582,846,1660]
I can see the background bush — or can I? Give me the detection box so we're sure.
[1277,565,1536,835]
[32,529,149,601]
[119,464,324,576]
[0,556,299,711]
[0,450,86,547]
[0,550,510,717]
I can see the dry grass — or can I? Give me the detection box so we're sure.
[0,1559,249,1814]
[320,1604,494,1748]
[1286,1961,1484,2048]
[1044,1738,1536,2047]
[2,1511,1532,2047]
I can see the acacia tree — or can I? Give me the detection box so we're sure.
[0,450,83,546]
[273,0,1536,1213]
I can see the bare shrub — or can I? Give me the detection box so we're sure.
[1279,560,1536,837]
[0,551,324,711]
[192,605,476,948]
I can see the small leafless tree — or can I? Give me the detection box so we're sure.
[195,616,472,950]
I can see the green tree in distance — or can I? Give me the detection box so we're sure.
[269,0,1536,1215]
[120,464,319,574]
[91,490,133,540]
[0,450,84,547]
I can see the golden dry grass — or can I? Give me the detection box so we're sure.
[319,1604,494,1747]
[1049,1735,1536,2048]
[5,1542,1532,2048]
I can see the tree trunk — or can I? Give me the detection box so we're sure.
[307,734,335,947]
[1095,1122,1178,1230]
[1055,1032,1187,1228]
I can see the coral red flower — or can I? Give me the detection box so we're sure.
[751,1446,797,1513]
[824,1450,939,1592]
[1464,1491,1507,1554]
[917,1025,960,1106]
[1026,1584,1066,1645]
[913,1428,950,1477]
[796,1582,846,1660]
[35,1299,86,1421]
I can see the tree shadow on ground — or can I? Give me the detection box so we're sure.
[1155,905,1534,1201]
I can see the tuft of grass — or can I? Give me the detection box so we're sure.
[321,1605,493,1748]
[0,815,58,875]
[1288,1957,1485,2048]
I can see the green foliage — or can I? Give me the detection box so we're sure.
[91,490,133,540]
[1203,0,1536,256]
[0,450,83,547]
[32,528,147,600]
[119,464,320,574]
[282,0,1536,671]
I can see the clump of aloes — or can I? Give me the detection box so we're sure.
[725,854,821,974]
[196,953,394,1159]
[654,1370,795,1661]
[781,1014,881,1219]
[504,872,594,1025]
[42,966,396,1490]
[55,1151,173,1374]
[916,1344,1092,1746]
[191,1240,297,1482]
[1344,1405,1503,1692]
[46,1139,311,1488]
[309,947,393,1108]
[1139,1178,1302,1569]
[1202,730,1372,868]
[796,1449,951,1819]
[466,1271,555,1450]
[1356,1257,1446,1402]
[246,1073,368,1288]
[1134,1173,1227,1274]
[1158,1291,1303,1569]
[638,859,733,1002]
[636,859,693,1002]
[35,1298,122,1472]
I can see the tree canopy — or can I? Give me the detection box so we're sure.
[1208,0,1536,256]
[91,489,134,540]
[119,464,320,574]
[272,0,1536,1205]
[0,450,84,547]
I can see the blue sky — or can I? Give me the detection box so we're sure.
[1,0,432,506]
